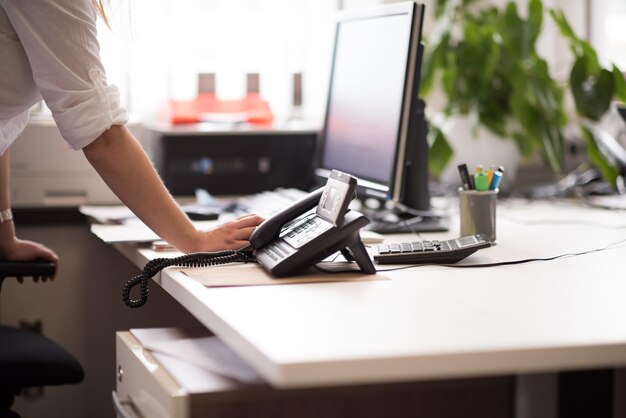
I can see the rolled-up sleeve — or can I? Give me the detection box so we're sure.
[3,0,127,150]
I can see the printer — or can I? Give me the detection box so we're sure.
[9,118,143,208]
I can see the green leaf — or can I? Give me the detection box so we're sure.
[478,93,508,137]
[428,127,454,176]
[442,49,459,109]
[580,42,600,73]
[511,132,536,159]
[434,0,448,17]
[501,2,523,57]
[570,57,614,120]
[539,120,565,173]
[612,65,626,103]
[508,67,566,172]
[509,93,540,157]
[421,33,450,95]
[527,0,543,47]
[581,126,620,187]
[549,9,577,41]
[549,8,584,57]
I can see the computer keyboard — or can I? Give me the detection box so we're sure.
[231,189,448,240]
[373,234,491,264]
[367,215,449,233]
[231,188,309,218]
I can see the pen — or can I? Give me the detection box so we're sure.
[486,167,494,186]
[474,172,489,191]
[490,170,503,190]
[457,164,473,190]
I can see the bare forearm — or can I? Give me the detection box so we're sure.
[0,150,15,250]
[0,150,59,263]
[0,150,9,211]
[83,125,199,252]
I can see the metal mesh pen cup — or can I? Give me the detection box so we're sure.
[459,189,498,243]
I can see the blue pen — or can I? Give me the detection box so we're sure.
[490,170,503,190]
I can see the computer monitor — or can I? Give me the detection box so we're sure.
[315,2,437,231]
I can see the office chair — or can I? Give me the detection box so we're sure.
[0,259,84,418]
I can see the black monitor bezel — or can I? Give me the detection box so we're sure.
[315,2,426,205]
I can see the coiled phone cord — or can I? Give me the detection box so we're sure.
[122,250,252,308]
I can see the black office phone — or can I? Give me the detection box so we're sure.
[123,170,376,308]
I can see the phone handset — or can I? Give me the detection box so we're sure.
[249,187,324,250]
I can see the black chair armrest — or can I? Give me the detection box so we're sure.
[0,259,56,291]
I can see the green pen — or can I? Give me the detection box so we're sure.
[474,172,489,191]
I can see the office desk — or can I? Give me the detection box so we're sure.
[111,198,626,390]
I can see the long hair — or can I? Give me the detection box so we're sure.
[92,0,110,28]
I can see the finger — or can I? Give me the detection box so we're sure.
[235,213,260,220]
[32,246,59,265]
[43,249,60,265]
[232,214,264,228]
[233,226,259,240]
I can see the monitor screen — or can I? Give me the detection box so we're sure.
[316,2,426,207]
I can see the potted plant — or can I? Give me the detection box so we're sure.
[421,0,626,188]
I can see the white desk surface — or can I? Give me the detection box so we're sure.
[112,199,626,388]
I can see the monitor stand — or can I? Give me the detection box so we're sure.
[363,207,449,234]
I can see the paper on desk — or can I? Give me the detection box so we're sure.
[90,223,159,243]
[90,220,221,243]
[182,262,387,287]
[142,336,263,384]
[80,205,136,224]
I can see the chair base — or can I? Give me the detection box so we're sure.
[0,387,20,418]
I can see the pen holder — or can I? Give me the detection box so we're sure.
[459,189,498,243]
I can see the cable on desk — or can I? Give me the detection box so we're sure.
[375,237,626,273]
[122,250,252,308]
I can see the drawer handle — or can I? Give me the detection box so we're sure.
[112,391,139,418]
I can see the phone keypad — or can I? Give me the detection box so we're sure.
[283,216,334,249]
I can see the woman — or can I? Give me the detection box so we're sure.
[0,0,263,265]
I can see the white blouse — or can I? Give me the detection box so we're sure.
[0,0,128,156]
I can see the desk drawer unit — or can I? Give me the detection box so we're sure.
[114,328,514,418]
[115,331,188,418]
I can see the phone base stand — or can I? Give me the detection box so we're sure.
[340,233,376,274]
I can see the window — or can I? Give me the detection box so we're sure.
[97,0,339,123]
[603,0,626,69]
[590,0,626,69]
